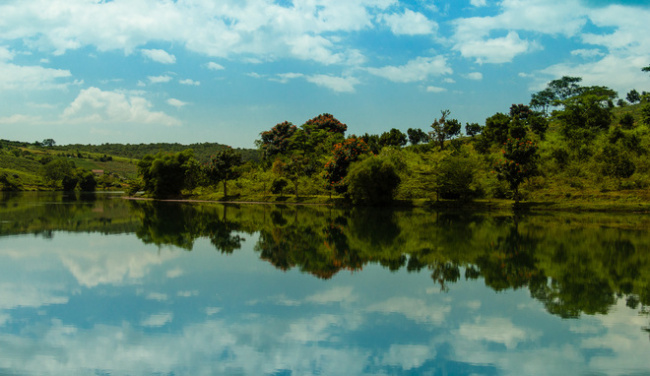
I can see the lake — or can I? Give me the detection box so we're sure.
[1,192,650,375]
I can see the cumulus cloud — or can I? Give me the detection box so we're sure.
[454,31,535,64]
[380,9,438,35]
[166,98,188,108]
[148,75,173,84]
[305,74,359,93]
[0,62,72,90]
[61,87,181,127]
[426,85,447,93]
[470,0,488,7]
[206,62,225,71]
[142,49,176,64]
[366,56,452,83]
[179,78,200,86]
[141,312,173,327]
[465,72,483,80]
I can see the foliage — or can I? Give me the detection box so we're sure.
[257,121,298,160]
[627,89,641,104]
[495,138,539,203]
[323,137,371,195]
[407,128,429,145]
[205,147,242,197]
[347,155,401,205]
[465,122,483,137]
[435,152,479,201]
[137,150,195,198]
[303,113,347,135]
[555,92,613,146]
[429,110,461,150]
[379,128,407,148]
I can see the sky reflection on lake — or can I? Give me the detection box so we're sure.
[1,195,650,375]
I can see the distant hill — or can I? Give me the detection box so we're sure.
[54,142,260,163]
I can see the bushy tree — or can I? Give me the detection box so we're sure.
[323,137,371,195]
[347,155,401,205]
[77,171,97,191]
[435,153,478,201]
[407,128,429,145]
[495,138,538,203]
[379,128,407,148]
[41,159,75,188]
[556,92,613,146]
[257,121,298,160]
[482,112,511,145]
[465,122,483,137]
[205,148,242,197]
[627,89,641,104]
[303,113,347,135]
[137,150,195,198]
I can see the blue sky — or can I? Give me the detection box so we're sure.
[1,0,650,148]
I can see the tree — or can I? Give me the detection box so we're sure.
[627,89,641,104]
[643,66,650,73]
[77,171,98,191]
[435,153,478,201]
[379,128,407,148]
[556,92,613,145]
[42,138,56,147]
[530,88,555,115]
[482,112,511,145]
[642,104,650,127]
[430,110,461,150]
[137,150,195,198]
[495,138,538,203]
[323,137,371,196]
[303,113,347,135]
[465,122,483,137]
[257,121,298,160]
[407,128,429,145]
[206,148,242,197]
[41,159,75,188]
[620,113,635,130]
[346,155,401,205]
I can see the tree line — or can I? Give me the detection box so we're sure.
[132,68,650,205]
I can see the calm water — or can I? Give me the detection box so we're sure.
[1,192,650,375]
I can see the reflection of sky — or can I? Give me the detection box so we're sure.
[1,232,649,375]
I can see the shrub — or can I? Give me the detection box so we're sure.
[347,156,401,205]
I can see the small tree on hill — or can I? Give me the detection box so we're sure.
[495,138,538,203]
[430,110,461,150]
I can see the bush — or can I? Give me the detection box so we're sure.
[347,156,400,205]
[435,154,478,200]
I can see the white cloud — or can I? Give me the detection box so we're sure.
[0,62,72,90]
[367,56,452,83]
[179,78,200,86]
[426,86,447,93]
[0,114,43,124]
[305,74,359,93]
[570,49,604,59]
[166,268,184,278]
[381,344,433,370]
[269,72,304,84]
[454,31,534,64]
[380,9,438,35]
[142,49,176,64]
[148,75,173,84]
[166,98,187,108]
[0,46,14,61]
[146,292,168,301]
[470,0,488,7]
[206,62,225,71]
[141,312,173,327]
[62,87,181,127]
[465,72,483,80]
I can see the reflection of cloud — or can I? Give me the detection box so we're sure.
[166,268,184,278]
[306,286,356,304]
[457,317,535,349]
[0,283,68,310]
[366,297,451,324]
[382,344,434,370]
[146,292,168,301]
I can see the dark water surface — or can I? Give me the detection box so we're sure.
[1,192,650,375]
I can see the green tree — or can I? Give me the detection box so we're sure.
[137,150,195,198]
[642,104,650,126]
[257,121,298,160]
[482,112,511,145]
[41,159,75,188]
[620,113,635,129]
[206,148,242,197]
[495,138,538,203]
[627,89,641,104]
[379,128,407,148]
[435,153,478,201]
[323,137,371,196]
[77,171,98,191]
[430,110,461,150]
[556,92,614,146]
[407,128,429,145]
[465,122,483,137]
[42,138,56,147]
[346,155,401,205]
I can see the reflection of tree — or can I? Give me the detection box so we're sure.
[131,201,245,253]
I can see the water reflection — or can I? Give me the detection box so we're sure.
[1,193,650,375]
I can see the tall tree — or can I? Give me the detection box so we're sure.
[495,138,538,203]
[206,148,242,197]
[430,110,461,150]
